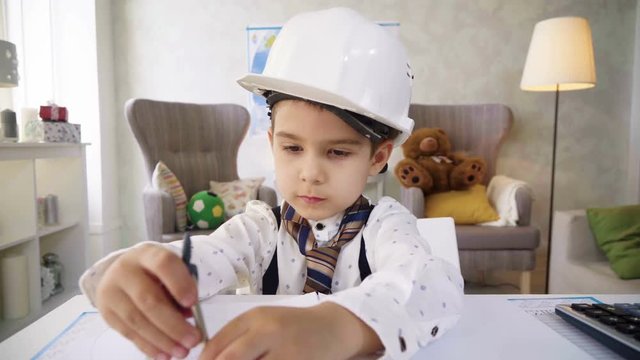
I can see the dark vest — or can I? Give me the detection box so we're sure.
[262,206,372,294]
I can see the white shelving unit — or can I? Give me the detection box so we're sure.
[0,143,89,341]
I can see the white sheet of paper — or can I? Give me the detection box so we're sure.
[416,296,594,360]
[32,294,618,360]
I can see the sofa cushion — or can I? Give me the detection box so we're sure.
[458,249,536,272]
[586,205,640,280]
[424,185,499,225]
[210,177,265,217]
[456,225,540,250]
[151,161,188,232]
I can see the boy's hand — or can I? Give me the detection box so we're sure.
[200,302,382,360]
[95,244,202,360]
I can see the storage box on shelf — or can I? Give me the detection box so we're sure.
[0,143,89,341]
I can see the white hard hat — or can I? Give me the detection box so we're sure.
[237,7,414,146]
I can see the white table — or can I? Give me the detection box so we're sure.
[1,294,639,359]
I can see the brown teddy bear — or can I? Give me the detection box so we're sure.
[394,128,486,195]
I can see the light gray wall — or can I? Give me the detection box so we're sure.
[629,3,640,200]
[93,0,122,260]
[111,0,639,252]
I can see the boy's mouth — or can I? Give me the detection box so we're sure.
[299,195,325,204]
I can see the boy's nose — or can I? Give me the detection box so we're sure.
[299,157,324,184]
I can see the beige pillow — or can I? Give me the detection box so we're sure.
[151,161,188,231]
[209,177,265,217]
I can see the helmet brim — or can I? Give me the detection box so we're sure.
[238,73,412,146]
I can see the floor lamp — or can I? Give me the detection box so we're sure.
[520,17,597,293]
[520,17,596,293]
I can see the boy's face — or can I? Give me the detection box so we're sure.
[268,100,391,220]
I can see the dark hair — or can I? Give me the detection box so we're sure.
[265,91,398,155]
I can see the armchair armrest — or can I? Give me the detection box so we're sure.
[552,210,606,263]
[485,175,533,227]
[257,185,277,208]
[400,187,424,218]
[515,187,533,226]
[143,186,176,242]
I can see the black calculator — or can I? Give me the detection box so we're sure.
[555,303,640,359]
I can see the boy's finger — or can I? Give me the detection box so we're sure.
[138,245,198,307]
[109,287,189,358]
[201,328,267,360]
[119,263,202,350]
[202,313,252,359]
[101,306,168,359]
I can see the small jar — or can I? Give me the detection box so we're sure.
[42,252,64,295]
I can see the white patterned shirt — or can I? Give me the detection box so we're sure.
[80,196,464,359]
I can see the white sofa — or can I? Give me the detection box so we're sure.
[549,209,640,294]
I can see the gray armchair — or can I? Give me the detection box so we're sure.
[126,98,277,242]
[400,104,540,293]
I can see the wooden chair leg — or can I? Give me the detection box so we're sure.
[520,271,531,294]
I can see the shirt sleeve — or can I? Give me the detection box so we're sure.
[78,200,278,306]
[319,196,464,360]
[183,201,279,298]
[78,241,178,307]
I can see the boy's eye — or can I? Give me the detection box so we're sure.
[329,149,350,157]
[283,145,302,153]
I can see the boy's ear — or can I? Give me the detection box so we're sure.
[267,127,274,147]
[369,140,393,176]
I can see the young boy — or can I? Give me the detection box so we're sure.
[80,7,463,360]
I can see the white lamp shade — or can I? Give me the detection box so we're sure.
[521,17,596,92]
[0,40,18,88]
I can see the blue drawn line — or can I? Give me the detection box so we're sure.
[32,311,99,359]
[507,296,602,304]
[246,26,282,31]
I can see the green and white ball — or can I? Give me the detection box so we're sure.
[187,191,225,230]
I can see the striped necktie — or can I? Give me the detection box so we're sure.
[281,196,373,294]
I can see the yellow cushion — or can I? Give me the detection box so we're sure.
[424,185,499,225]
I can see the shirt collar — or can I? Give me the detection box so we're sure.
[307,211,344,243]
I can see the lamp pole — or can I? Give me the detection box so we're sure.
[521,17,596,294]
[545,84,560,293]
